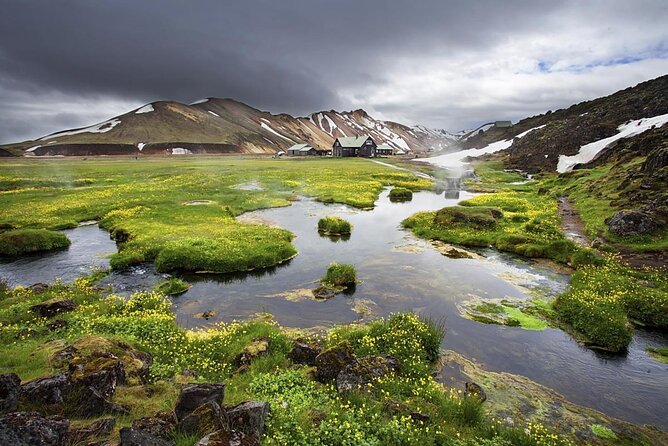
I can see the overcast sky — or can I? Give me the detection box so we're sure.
[1,0,667,143]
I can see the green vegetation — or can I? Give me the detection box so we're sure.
[591,424,617,440]
[0,157,430,272]
[0,280,573,445]
[155,277,191,296]
[317,216,352,235]
[389,186,413,201]
[321,262,357,287]
[0,228,70,256]
[468,301,548,331]
[647,347,668,363]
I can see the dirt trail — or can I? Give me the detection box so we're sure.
[557,197,590,246]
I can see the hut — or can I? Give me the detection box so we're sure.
[287,143,317,156]
[494,121,513,128]
[332,135,377,157]
[375,144,394,156]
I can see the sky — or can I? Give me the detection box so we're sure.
[0,0,667,143]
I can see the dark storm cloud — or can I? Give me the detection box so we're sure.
[0,0,667,142]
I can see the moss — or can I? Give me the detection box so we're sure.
[0,229,70,256]
[647,347,668,363]
[591,424,617,440]
[321,262,356,287]
[317,216,352,235]
[155,277,191,296]
[389,187,413,201]
[434,206,502,228]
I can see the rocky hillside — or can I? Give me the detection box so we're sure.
[461,74,668,173]
[1,99,456,157]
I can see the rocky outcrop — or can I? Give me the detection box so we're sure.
[177,401,227,435]
[131,412,177,439]
[227,401,270,439]
[195,429,257,446]
[336,355,401,393]
[21,373,71,406]
[288,340,321,366]
[0,373,21,413]
[69,418,116,444]
[0,412,69,446]
[234,338,270,368]
[119,427,174,446]
[174,384,226,421]
[30,299,77,318]
[314,342,356,382]
[607,210,659,236]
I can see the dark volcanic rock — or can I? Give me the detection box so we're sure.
[314,342,356,382]
[288,340,321,366]
[465,381,487,402]
[30,298,77,318]
[68,353,126,398]
[195,429,257,446]
[227,401,270,439]
[46,319,68,332]
[642,147,668,173]
[174,383,226,421]
[119,427,174,446]
[607,210,659,236]
[234,338,270,367]
[131,412,177,439]
[21,372,71,406]
[0,412,69,446]
[177,401,226,435]
[336,355,401,393]
[0,373,21,413]
[28,283,49,293]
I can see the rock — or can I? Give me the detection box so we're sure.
[131,412,177,439]
[174,383,225,421]
[177,401,226,435]
[465,381,487,402]
[21,372,71,405]
[537,187,550,195]
[314,342,356,382]
[642,147,668,174]
[28,283,49,293]
[607,210,659,236]
[119,427,174,446]
[69,352,126,398]
[234,338,269,367]
[226,401,270,439]
[75,386,128,417]
[410,412,431,423]
[288,340,321,366]
[30,298,77,318]
[195,429,257,446]
[336,355,401,393]
[0,373,21,413]
[0,412,69,446]
[69,418,115,444]
[312,286,338,300]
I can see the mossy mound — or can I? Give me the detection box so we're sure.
[322,263,356,287]
[0,229,70,257]
[389,187,413,202]
[317,216,352,235]
[434,206,503,228]
[155,277,191,296]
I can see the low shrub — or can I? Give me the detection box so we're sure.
[0,229,70,256]
[321,262,356,287]
[317,216,352,235]
[389,187,413,201]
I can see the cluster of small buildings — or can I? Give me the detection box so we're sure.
[285,135,406,158]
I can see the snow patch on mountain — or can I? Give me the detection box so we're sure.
[40,119,122,140]
[260,121,296,143]
[556,113,668,173]
[208,111,220,118]
[135,104,154,114]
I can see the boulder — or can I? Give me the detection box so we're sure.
[464,381,487,402]
[0,412,69,446]
[69,418,115,444]
[607,210,659,236]
[314,342,356,382]
[75,386,128,417]
[174,383,225,421]
[21,373,71,406]
[642,147,668,174]
[177,401,226,435]
[69,352,126,398]
[46,319,68,332]
[234,338,269,368]
[336,355,401,393]
[195,429,257,446]
[288,340,321,366]
[131,412,177,439]
[28,283,49,293]
[226,401,270,439]
[0,373,21,413]
[119,427,174,446]
[30,298,77,318]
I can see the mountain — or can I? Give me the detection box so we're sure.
[459,74,668,173]
[0,99,456,157]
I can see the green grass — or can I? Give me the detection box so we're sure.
[389,186,413,201]
[591,424,617,440]
[0,228,70,256]
[647,347,668,363]
[321,262,357,287]
[317,216,352,235]
[154,277,191,296]
[0,157,431,273]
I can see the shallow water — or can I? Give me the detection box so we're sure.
[0,189,666,429]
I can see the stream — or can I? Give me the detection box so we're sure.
[1,187,667,429]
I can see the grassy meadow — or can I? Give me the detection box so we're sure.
[0,157,431,273]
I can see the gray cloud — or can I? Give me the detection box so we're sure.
[0,0,667,143]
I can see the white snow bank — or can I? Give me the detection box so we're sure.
[137,143,146,151]
[557,113,668,173]
[190,98,209,105]
[417,125,546,170]
[260,122,295,143]
[135,104,154,114]
[208,111,220,117]
[26,145,41,152]
[171,148,192,155]
[40,119,122,140]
